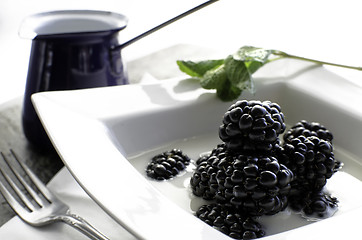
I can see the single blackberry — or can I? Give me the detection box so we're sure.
[146,149,191,180]
[219,100,286,152]
[276,135,337,191]
[190,144,294,216]
[190,144,227,200]
[196,203,265,240]
[284,120,333,143]
[288,190,338,219]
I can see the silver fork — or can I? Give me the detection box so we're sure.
[0,150,109,240]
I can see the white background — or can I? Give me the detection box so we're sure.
[1,0,361,104]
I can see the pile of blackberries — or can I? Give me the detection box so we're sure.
[189,100,341,239]
[146,100,341,239]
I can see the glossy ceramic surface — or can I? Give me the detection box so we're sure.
[19,10,128,39]
[20,10,129,150]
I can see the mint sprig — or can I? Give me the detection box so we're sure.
[177,46,362,101]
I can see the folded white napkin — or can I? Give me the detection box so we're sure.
[0,73,161,240]
[0,167,137,240]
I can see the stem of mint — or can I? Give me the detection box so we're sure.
[272,50,362,71]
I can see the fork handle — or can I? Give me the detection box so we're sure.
[58,210,110,240]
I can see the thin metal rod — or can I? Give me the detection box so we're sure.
[112,0,220,50]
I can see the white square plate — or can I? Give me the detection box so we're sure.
[32,59,362,240]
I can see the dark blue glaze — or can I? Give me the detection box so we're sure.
[22,31,128,151]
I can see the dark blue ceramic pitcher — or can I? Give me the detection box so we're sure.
[20,10,129,150]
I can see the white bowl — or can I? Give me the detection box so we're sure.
[32,59,362,240]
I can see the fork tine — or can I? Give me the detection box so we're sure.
[0,179,30,217]
[10,150,55,203]
[1,151,48,208]
[0,164,35,211]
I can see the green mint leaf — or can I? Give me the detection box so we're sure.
[216,78,242,101]
[176,46,277,101]
[176,59,224,77]
[233,46,272,64]
[224,55,254,92]
[224,46,272,94]
[245,61,264,75]
[200,64,227,89]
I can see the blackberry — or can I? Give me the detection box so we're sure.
[190,144,294,216]
[284,120,333,143]
[196,203,265,240]
[289,191,338,219]
[219,100,286,152]
[274,120,342,219]
[276,135,337,191]
[190,144,228,200]
[146,149,191,180]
